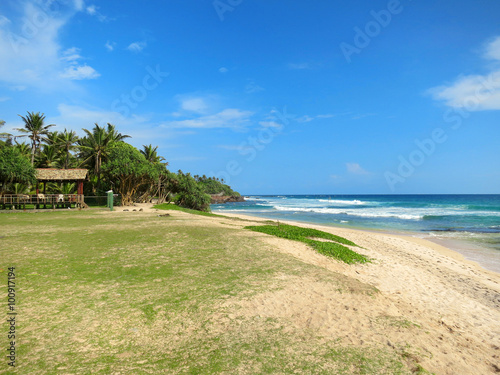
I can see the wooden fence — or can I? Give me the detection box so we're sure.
[0,194,85,210]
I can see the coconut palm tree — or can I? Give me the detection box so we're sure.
[14,142,31,160]
[37,144,60,168]
[0,119,11,141]
[57,129,79,169]
[78,123,129,192]
[140,144,166,164]
[14,112,55,165]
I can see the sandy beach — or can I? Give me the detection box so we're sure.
[108,205,500,374]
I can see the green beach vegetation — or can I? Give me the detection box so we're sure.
[245,223,370,264]
[0,111,239,211]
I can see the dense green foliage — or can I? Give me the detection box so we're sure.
[245,224,369,264]
[195,175,240,196]
[0,112,240,210]
[102,142,164,206]
[0,146,37,187]
[169,171,212,211]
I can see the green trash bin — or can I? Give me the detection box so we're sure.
[107,190,114,211]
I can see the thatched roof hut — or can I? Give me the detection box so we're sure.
[36,169,88,181]
[35,169,88,195]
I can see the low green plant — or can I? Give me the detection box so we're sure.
[245,223,369,264]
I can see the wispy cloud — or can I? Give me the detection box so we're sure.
[60,65,100,80]
[0,1,99,90]
[105,41,115,51]
[164,108,253,130]
[428,36,500,111]
[296,114,336,123]
[180,97,209,114]
[219,67,228,73]
[346,162,371,175]
[45,103,171,142]
[245,79,265,94]
[127,41,147,53]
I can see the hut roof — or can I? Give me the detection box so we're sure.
[36,169,88,181]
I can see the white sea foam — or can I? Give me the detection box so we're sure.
[317,199,367,205]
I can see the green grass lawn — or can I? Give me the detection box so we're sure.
[0,210,416,374]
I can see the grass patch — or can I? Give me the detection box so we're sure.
[0,210,413,373]
[245,223,370,264]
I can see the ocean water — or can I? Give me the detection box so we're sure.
[212,195,500,273]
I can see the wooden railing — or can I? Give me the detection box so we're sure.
[0,194,85,209]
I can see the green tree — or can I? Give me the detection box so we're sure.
[14,112,55,165]
[78,123,129,192]
[0,119,12,142]
[0,147,36,190]
[37,144,60,168]
[101,142,162,205]
[141,144,166,164]
[172,171,211,211]
[57,129,79,169]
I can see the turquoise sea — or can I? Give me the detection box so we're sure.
[212,195,500,273]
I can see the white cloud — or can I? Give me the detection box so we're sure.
[429,36,500,111]
[127,41,147,52]
[296,114,336,123]
[181,97,209,114]
[85,4,108,22]
[46,104,169,142]
[60,64,100,80]
[0,2,99,90]
[164,109,253,130]
[0,15,11,27]
[245,80,265,94]
[105,41,115,51]
[0,97,10,102]
[74,0,85,11]
[259,121,283,129]
[61,47,82,62]
[219,67,228,73]
[346,163,370,175]
[86,5,97,15]
[484,36,500,61]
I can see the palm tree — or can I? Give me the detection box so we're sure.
[78,123,129,192]
[0,119,11,141]
[14,142,31,160]
[14,112,55,165]
[57,129,79,169]
[37,144,60,168]
[140,144,166,164]
[105,123,130,143]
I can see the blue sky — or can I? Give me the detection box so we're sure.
[1,0,499,194]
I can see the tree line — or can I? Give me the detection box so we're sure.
[0,112,240,211]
